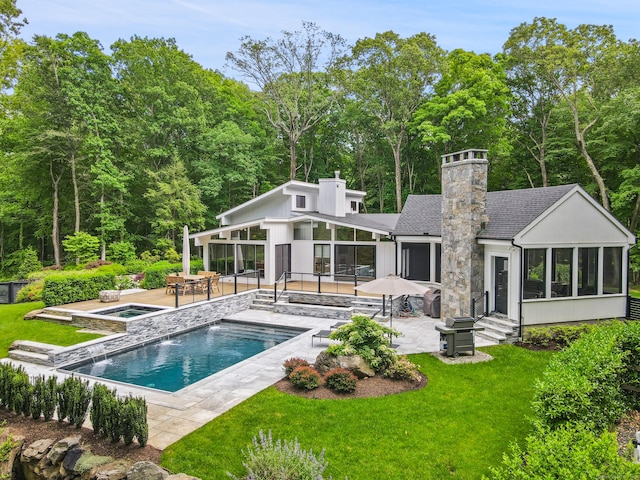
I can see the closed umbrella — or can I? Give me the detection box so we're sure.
[355,275,428,340]
[182,225,190,275]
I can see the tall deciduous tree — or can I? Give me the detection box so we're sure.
[346,31,445,212]
[226,21,347,181]
[504,18,622,210]
[414,49,511,161]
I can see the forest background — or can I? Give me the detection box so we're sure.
[0,0,638,280]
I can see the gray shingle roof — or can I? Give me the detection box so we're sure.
[295,212,400,233]
[393,184,577,240]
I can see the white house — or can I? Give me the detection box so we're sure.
[190,172,399,286]
[191,149,636,331]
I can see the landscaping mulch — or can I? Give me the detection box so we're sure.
[0,410,162,464]
[274,373,427,400]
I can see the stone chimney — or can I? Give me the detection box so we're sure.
[440,149,488,320]
[318,171,346,217]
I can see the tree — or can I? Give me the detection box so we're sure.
[226,21,347,180]
[144,155,206,244]
[504,18,623,210]
[346,31,445,212]
[414,49,511,162]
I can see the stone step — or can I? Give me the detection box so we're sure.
[476,329,507,343]
[476,319,516,336]
[250,304,274,312]
[479,316,519,331]
[8,349,51,366]
[41,307,75,318]
[35,313,74,324]
[252,298,275,305]
[352,299,383,307]
[9,340,59,355]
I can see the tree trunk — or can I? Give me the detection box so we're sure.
[70,150,80,232]
[289,137,297,181]
[630,192,640,234]
[50,168,61,267]
[393,144,402,213]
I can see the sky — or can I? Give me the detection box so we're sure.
[15,0,640,79]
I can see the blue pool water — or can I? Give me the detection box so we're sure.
[68,322,304,392]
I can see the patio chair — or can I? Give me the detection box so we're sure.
[208,274,221,293]
[165,275,186,295]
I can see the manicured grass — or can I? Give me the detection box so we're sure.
[0,302,103,357]
[162,345,553,480]
[630,286,640,298]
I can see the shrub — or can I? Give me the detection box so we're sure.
[57,376,91,427]
[228,430,328,480]
[140,261,183,289]
[108,241,137,265]
[3,246,43,280]
[32,375,57,421]
[486,422,640,479]
[532,322,629,431]
[15,280,43,303]
[84,259,112,269]
[523,327,552,347]
[62,231,100,265]
[10,368,32,417]
[121,395,148,446]
[289,366,321,390]
[327,314,399,372]
[90,383,115,437]
[324,367,357,393]
[41,271,116,306]
[384,356,422,383]
[283,358,310,377]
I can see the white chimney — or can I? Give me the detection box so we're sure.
[318,172,347,217]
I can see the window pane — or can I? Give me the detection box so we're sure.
[293,221,312,240]
[296,195,306,208]
[256,245,265,278]
[314,244,331,274]
[249,227,267,240]
[336,226,354,241]
[209,244,234,276]
[355,229,373,241]
[231,229,247,240]
[356,245,375,279]
[335,245,355,277]
[523,249,546,299]
[603,247,622,294]
[401,243,430,281]
[313,222,331,240]
[578,248,598,296]
[552,248,572,297]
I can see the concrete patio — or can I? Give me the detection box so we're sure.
[8,288,496,449]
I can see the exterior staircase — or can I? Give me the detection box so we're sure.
[351,297,385,318]
[250,289,288,311]
[8,340,58,366]
[475,314,520,344]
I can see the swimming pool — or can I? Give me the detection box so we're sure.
[66,321,305,392]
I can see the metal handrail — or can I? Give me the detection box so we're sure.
[471,291,489,321]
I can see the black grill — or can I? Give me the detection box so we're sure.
[436,317,483,357]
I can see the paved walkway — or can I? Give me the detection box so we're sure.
[9,301,495,449]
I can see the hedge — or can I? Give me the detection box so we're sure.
[42,271,116,306]
[532,321,640,432]
[140,261,184,289]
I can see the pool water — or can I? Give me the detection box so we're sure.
[92,304,166,318]
[68,321,304,392]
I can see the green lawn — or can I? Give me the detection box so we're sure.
[162,345,553,480]
[0,302,103,357]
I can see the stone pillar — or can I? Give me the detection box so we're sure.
[440,149,488,320]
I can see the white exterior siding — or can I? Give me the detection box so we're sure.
[522,295,627,325]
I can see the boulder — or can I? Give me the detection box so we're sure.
[314,351,375,378]
[21,438,55,463]
[126,461,169,480]
[46,435,81,465]
[93,459,131,480]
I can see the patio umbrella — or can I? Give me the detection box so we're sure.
[182,225,190,275]
[355,275,428,339]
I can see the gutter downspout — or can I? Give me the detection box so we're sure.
[511,238,524,340]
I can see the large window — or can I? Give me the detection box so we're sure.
[551,248,572,297]
[578,248,598,296]
[313,222,331,240]
[293,221,312,240]
[401,243,430,281]
[336,226,354,241]
[209,244,264,277]
[296,195,306,208]
[314,244,331,274]
[334,245,375,279]
[603,247,622,294]
[523,249,546,299]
